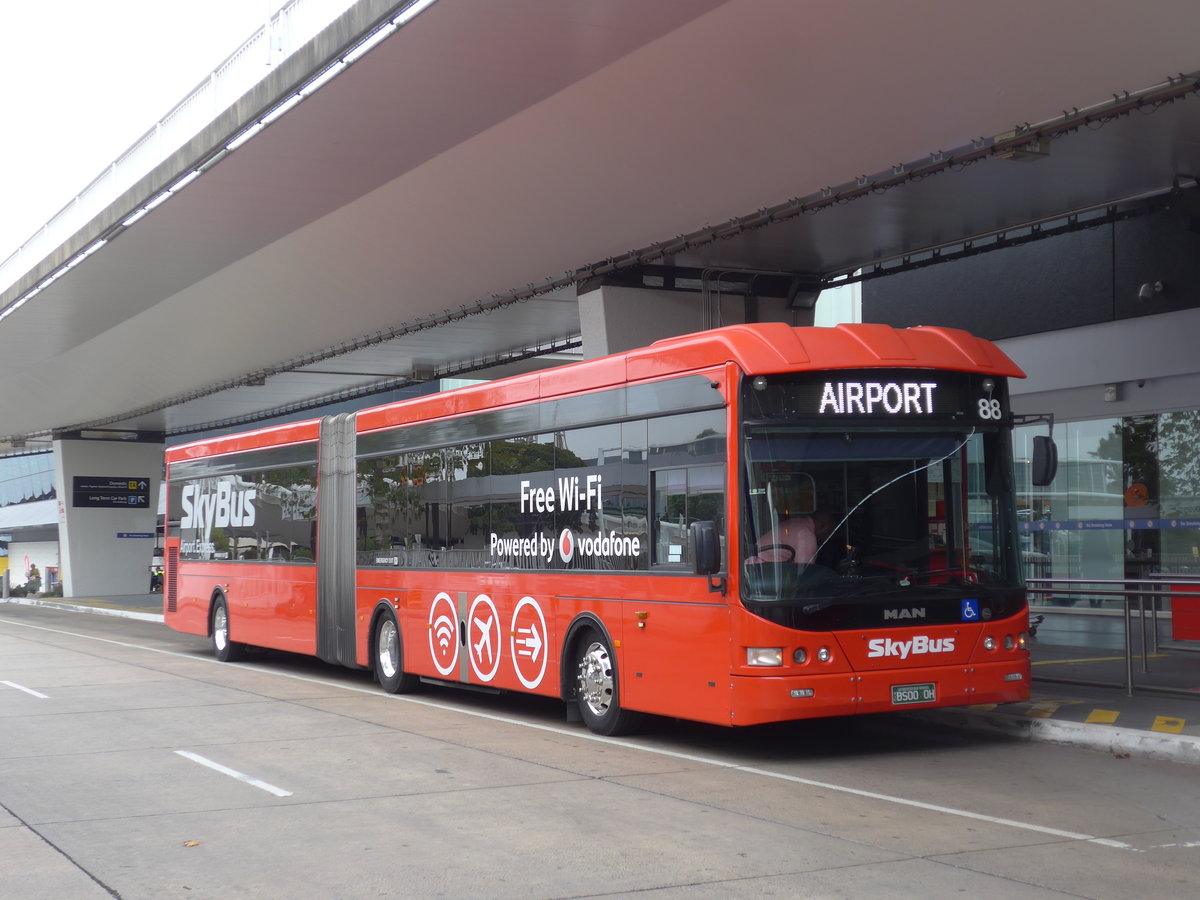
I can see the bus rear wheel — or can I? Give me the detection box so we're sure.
[211,597,245,662]
[375,611,418,693]
[575,629,640,736]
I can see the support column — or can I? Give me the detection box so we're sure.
[578,282,807,358]
[53,436,164,598]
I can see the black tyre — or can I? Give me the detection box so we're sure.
[211,597,245,662]
[575,628,641,736]
[375,610,418,693]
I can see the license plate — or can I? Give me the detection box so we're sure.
[891,682,936,705]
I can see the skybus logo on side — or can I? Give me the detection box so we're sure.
[179,483,258,529]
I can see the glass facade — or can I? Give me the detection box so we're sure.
[1015,412,1200,609]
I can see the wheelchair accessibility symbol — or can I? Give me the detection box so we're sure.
[961,598,980,621]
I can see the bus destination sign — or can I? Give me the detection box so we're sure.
[747,369,1005,423]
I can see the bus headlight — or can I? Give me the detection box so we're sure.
[747,647,783,666]
[816,646,833,663]
[983,636,996,651]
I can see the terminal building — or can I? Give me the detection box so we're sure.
[857,200,1200,637]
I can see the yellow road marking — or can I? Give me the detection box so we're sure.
[1028,701,1061,718]
[1085,709,1120,725]
[1033,654,1166,666]
[1152,716,1186,734]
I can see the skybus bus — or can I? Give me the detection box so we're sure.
[164,322,1033,735]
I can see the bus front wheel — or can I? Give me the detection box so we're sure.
[575,629,640,736]
[211,597,245,663]
[375,611,418,693]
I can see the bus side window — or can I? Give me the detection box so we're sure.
[653,469,689,565]
[648,409,727,568]
[651,465,725,568]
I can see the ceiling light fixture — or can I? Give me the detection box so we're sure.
[1137,280,1164,300]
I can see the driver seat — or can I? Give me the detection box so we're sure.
[747,516,817,564]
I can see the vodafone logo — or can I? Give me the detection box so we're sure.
[558,529,575,563]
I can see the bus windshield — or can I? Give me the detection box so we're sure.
[741,427,1022,621]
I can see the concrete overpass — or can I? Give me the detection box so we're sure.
[3,0,1199,444]
[3,0,1200,597]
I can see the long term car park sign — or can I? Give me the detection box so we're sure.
[72,476,151,509]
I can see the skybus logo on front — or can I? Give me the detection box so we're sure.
[866,635,955,659]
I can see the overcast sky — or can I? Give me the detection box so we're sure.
[0,2,274,261]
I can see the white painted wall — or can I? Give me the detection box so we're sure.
[999,307,1200,422]
[4,540,58,592]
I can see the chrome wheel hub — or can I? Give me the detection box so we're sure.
[213,606,229,650]
[378,619,399,680]
[577,641,614,717]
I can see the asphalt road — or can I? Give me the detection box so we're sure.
[2,604,1198,899]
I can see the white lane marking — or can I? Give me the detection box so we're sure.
[0,616,1134,850]
[1,680,49,699]
[175,750,292,798]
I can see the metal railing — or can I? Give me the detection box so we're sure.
[1027,575,1200,696]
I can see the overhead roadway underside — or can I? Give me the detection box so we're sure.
[3,0,1200,442]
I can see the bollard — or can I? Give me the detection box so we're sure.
[1,568,8,600]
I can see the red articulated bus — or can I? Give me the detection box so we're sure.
[164,323,1032,734]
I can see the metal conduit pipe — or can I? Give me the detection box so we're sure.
[700,266,797,329]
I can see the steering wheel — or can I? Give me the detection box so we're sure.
[754,543,797,563]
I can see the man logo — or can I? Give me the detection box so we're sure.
[883,607,926,620]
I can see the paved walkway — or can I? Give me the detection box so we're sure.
[9,594,1200,764]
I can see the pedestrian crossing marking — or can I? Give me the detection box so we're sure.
[1152,716,1185,734]
[1085,709,1120,725]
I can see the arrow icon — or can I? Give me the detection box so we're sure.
[516,623,542,662]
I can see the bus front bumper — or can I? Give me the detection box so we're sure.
[727,658,1030,726]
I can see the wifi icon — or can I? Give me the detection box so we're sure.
[428,592,460,677]
[434,615,456,651]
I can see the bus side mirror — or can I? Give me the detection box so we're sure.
[689,521,726,595]
[690,521,721,575]
[1031,435,1058,486]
